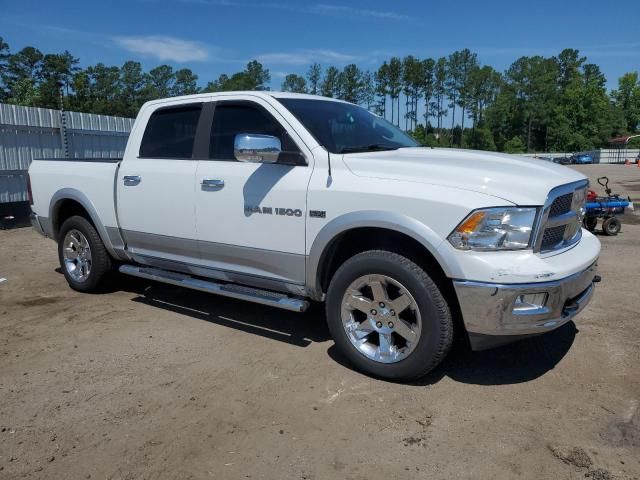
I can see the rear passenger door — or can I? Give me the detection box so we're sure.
[194,98,313,287]
[117,102,202,266]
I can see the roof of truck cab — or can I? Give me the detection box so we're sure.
[141,91,349,108]
[268,91,350,102]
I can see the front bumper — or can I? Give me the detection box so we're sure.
[454,262,598,350]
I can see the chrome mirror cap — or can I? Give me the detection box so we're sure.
[234,133,281,163]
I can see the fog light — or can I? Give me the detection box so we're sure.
[513,293,548,313]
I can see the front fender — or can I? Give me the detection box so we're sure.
[305,210,450,300]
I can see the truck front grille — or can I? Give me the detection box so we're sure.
[534,180,588,253]
[549,192,573,217]
[541,225,567,250]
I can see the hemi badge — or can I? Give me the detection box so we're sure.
[309,210,326,218]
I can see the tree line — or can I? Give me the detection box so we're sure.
[1,35,638,153]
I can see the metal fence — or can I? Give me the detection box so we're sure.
[592,148,640,164]
[0,103,134,203]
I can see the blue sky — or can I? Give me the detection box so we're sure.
[1,0,639,91]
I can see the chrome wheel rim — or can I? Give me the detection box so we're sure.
[63,229,92,282]
[341,274,421,364]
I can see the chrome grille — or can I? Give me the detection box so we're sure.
[534,180,588,253]
[541,225,566,250]
[549,192,573,217]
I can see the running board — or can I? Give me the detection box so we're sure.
[119,264,309,312]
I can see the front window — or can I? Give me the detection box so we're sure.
[277,98,419,154]
[209,102,300,160]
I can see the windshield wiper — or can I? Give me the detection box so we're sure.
[339,143,399,154]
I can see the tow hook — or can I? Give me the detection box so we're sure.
[593,275,602,283]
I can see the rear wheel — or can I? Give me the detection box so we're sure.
[57,215,114,292]
[326,250,453,381]
[602,217,621,236]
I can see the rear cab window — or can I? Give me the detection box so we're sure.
[139,104,202,159]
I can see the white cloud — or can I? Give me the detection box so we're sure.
[311,4,410,20]
[258,49,358,65]
[179,0,411,22]
[113,35,209,62]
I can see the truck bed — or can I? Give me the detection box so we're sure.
[28,158,122,239]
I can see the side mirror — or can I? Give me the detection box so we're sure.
[234,133,281,163]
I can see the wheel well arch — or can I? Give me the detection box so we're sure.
[51,198,94,239]
[316,227,449,295]
[49,192,126,261]
[312,225,464,336]
[306,211,451,298]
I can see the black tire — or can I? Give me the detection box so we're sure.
[57,215,114,292]
[602,217,621,236]
[326,250,453,381]
[583,217,597,232]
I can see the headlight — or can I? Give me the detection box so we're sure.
[448,207,538,251]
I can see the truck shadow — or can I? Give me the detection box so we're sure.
[438,321,577,386]
[117,275,576,386]
[242,163,293,216]
[121,277,331,347]
[329,321,577,386]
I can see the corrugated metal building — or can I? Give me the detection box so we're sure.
[0,103,134,204]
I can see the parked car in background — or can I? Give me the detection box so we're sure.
[553,157,571,165]
[571,154,594,164]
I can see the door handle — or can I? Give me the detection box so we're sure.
[123,175,141,186]
[201,179,225,190]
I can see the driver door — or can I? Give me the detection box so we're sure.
[194,98,313,287]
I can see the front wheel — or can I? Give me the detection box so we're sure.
[326,250,453,381]
[57,215,114,292]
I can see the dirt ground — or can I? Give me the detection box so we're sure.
[1,164,639,480]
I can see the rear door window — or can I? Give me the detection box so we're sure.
[139,105,202,159]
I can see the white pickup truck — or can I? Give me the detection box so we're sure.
[28,92,600,380]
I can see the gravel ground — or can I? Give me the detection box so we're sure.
[0,164,639,480]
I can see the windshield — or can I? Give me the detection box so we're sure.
[277,98,419,154]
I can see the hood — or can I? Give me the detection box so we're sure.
[342,147,586,205]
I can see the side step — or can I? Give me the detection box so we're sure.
[119,264,309,312]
